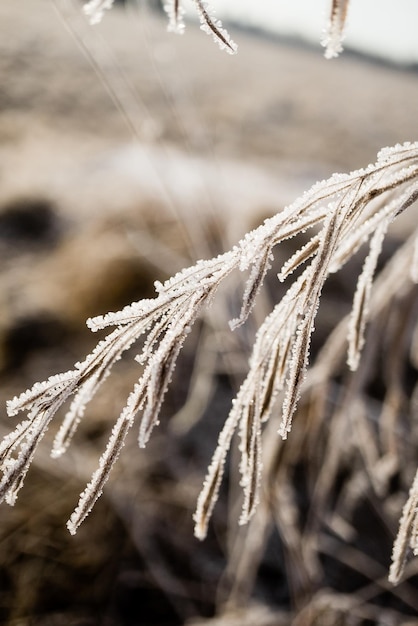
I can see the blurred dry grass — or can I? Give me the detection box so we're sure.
[0,0,417,624]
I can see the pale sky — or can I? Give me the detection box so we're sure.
[211,0,418,64]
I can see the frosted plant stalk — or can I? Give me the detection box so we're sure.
[83,0,354,59]
[83,0,115,25]
[163,0,237,54]
[321,0,351,59]
[1,144,418,583]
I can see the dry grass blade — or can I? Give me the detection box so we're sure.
[322,0,351,59]
[67,413,133,534]
[0,143,417,590]
[194,409,241,540]
[389,468,418,585]
[347,220,389,371]
[162,0,237,53]
[192,0,237,54]
[164,0,186,34]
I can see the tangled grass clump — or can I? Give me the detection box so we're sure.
[1,135,418,585]
[1,7,417,615]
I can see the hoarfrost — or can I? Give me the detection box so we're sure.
[1,143,418,581]
[83,0,114,25]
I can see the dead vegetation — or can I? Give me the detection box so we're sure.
[0,1,417,624]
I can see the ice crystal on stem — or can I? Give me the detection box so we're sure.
[322,0,351,59]
[192,0,237,54]
[162,0,238,54]
[83,0,358,58]
[1,143,418,587]
[83,0,115,25]
[83,0,237,53]
[389,468,418,585]
[164,0,186,35]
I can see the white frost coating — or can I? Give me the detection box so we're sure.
[279,210,341,438]
[83,0,114,25]
[163,0,186,34]
[389,467,418,585]
[51,377,99,458]
[278,234,321,282]
[67,413,132,535]
[194,0,238,55]
[321,0,350,59]
[347,220,389,371]
[0,410,51,505]
[193,409,240,540]
[6,371,76,416]
[238,399,263,525]
[230,249,272,330]
[1,142,418,542]
[162,0,237,53]
[83,0,238,54]
[321,18,345,59]
[0,418,36,464]
[377,142,415,164]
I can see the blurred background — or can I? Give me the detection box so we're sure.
[0,1,418,624]
[215,0,418,65]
